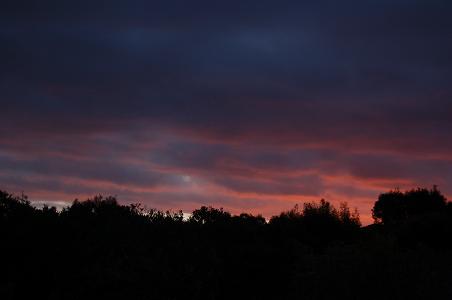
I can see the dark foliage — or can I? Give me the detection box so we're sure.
[1,187,452,299]
[372,186,447,224]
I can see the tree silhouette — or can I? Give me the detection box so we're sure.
[0,190,35,222]
[2,187,452,299]
[189,206,231,224]
[372,186,447,224]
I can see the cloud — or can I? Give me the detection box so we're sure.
[1,0,452,223]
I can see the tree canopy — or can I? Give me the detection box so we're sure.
[372,186,447,224]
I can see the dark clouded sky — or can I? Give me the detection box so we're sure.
[1,1,452,223]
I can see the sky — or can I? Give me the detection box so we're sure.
[1,0,452,223]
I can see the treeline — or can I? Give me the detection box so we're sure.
[2,187,452,299]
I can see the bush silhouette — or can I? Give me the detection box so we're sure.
[266,200,361,251]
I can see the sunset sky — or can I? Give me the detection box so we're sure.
[2,1,452,223]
